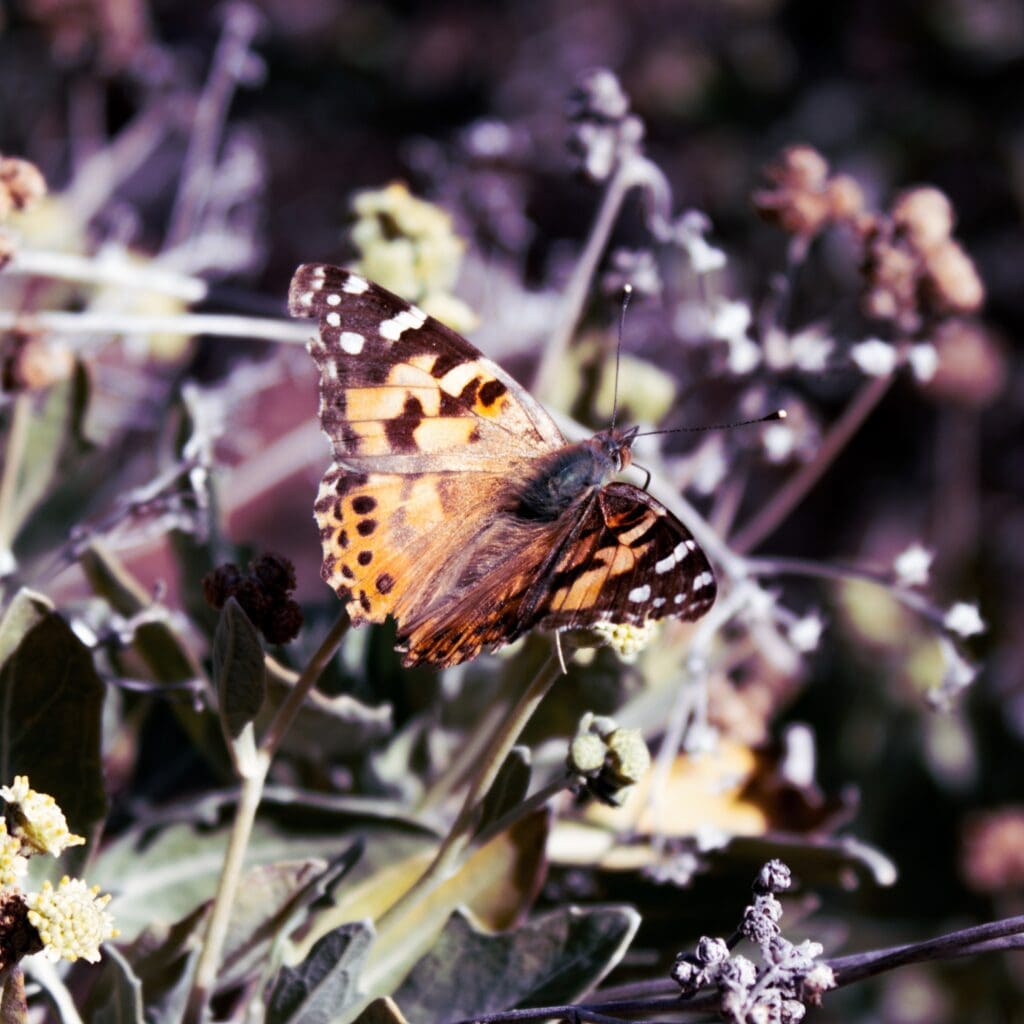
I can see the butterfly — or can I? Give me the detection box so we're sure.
[289,263,716,667]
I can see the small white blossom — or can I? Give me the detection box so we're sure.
[788,325,834,373]
[943,601,986,638]
[850,338,898,376]
[929,636,978,709]
[893,543,934,588]
[0,820,28,886]
[709,299,752,342]
[676,211,727,274]
[907,342,939,382]
[727,335,762,374]
[787,614,824,653]
[763,423,797,462]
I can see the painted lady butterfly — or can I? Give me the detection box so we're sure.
[289,263,716,667]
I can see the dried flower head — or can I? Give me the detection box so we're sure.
[962,807,1024,892]
[0,777,85,857]
[923,319,1006,407]
[753,145,865,241]
[25,877,117,963]
[203,553,303,645]
[1,332,76,393]
[860,185,983,331]
[0,156,47,220]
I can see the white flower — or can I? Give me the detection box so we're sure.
[788,614,824,653]
[591,619,659,661]
[676,210,727,274]
[727,335,762,374]
[850,338,898,377]
[943,602,985,638]
[907,342,939,382]
[709,299,752,342]
[25,876,118,963]
[763,422,797,462]
[0,820,28,886]
[788,325,834,373]
[893,543,933,588]
[0,776,85,857]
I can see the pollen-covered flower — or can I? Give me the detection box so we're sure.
[25,877,117,963]
[350,182,477,332]
[591,619,659,661]
[0,821,28,886]
[0,777,85,857]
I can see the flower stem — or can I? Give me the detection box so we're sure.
[730,372,894,554]
[183,610,349,1023]
[0,394,31,566]
[379,652,562,926]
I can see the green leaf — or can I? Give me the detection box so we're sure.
[0,609,107,840]
[213,597,266,739]
[394,905,641,1022]
[267,922,375,1024]
[476,745,531,835]
[0,588,51,668]
[86,946,145,1024]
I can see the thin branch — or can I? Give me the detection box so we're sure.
[730,372,894,554]
[0,310,310,344]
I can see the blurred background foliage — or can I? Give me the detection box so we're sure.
[1,0,1023,1021]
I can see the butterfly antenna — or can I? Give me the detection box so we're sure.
[633,409,787,438]
[610,284,632,431]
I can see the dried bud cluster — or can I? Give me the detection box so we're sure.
[567,68,645,182]
[0,154,47,269]
[753,145,865,241]
[568,712,651,806]
[203,552,303,644]
[754,145,984,335]
[861,186,984,332]
[672,860,835,1022]
[1,331,76,394]
[961,807,1024,892]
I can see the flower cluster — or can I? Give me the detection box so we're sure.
[202,552,303,645]
[672,860,835,1022]
[590,618,659,661]
[568,712,651,806]
[0,776,116,967]
[566,68,645,182]
[349,182,477,332]
[753,145,865,244]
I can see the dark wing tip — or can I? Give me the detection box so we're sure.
[288,262,336,318]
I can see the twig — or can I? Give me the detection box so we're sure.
[183,611,350,1023]
[730,372,895,554]
[0,394,31,567]
[0,310,310,344]
[5,248,208,302]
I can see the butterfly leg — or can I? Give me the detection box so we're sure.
[632,462,652,490]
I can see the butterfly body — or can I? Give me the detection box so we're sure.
[290,263,716,667]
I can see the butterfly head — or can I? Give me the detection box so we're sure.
[592,425,640,473]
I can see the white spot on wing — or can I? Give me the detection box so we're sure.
[326,293,341,306]
[340,331,365,354]
[653,597,666,608]
[628,584,651,603]
[342,275,369,295]
[380,306,427,342]
[654,552,676,574]
[692,571,714,592]
[674,593,686,604]
[326,312,341,327]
